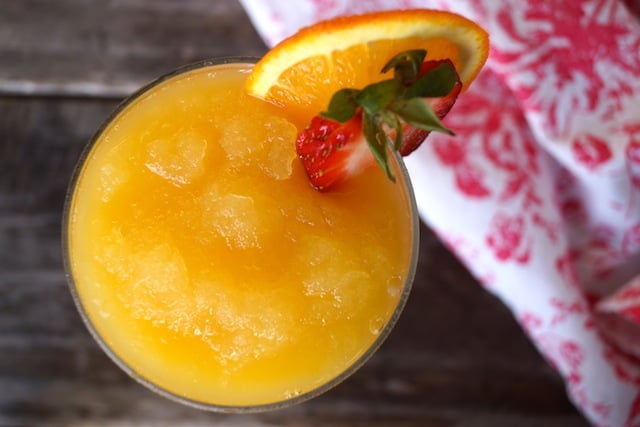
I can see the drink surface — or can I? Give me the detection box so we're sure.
[67,62,415,407]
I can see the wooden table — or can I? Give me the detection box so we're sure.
[0,1,590,425]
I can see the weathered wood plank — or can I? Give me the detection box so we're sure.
[0,376,588,427]
[0,0,268,97]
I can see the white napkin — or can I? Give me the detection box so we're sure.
[238,0,640,425]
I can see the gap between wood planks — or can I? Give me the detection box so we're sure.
[0,81,136,100]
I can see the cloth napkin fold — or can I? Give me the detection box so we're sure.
[238,0,640,425]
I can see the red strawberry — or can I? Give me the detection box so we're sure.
[295,51,462,191]
[296,112,373,191]
[399,59,462,156]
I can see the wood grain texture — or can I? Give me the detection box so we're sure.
[0,0,589,425]
[0,0,267,97]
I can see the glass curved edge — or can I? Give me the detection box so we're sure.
[60,57,420,413]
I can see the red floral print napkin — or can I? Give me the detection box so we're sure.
[238,0,640,425]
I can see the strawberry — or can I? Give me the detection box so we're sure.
[296,113,373,191]
[398,59,462,156]
[295,50,461,191]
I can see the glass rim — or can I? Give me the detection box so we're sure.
[61,56,421,413]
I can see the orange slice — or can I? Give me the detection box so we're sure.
[245,9,489,122]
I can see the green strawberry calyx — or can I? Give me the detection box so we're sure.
[320,49,458,181]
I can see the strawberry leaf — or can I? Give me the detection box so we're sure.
[379,110,402,150]
[357,79,402,115]
[322,88,360,123]
[363,113,395,181]
[381,49,427,85]
[405,62,457,98]
[390,98,454,135]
